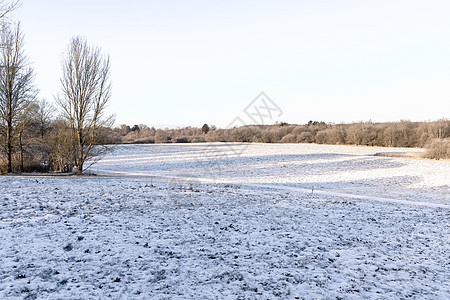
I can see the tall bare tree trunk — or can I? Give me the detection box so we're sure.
[77,129,83,174]
[6,117,12,172]
[18,130,23,172]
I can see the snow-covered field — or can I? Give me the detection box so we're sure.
[1,143,449,299]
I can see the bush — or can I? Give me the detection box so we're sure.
[280,133,297,143]
[0,152,48,173]
[298,131,313,143]
[424,138,450,160]
[154,131,171,143]
[315,130,329,144]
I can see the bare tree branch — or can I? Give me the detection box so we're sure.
[0,0,19,20]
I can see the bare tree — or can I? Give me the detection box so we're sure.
[201,123,210,134]
[15,100,38,171]
[56,37,112,174]
[0,23,35,172]
[35,99,53,138]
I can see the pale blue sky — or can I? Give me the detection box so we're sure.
[14,0,450,127]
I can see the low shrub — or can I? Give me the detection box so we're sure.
[424,138,450,160]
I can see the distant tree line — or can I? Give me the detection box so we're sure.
[112,120,450,159]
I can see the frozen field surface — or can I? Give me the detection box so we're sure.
[1,143,449,299]
[97,143,449,206]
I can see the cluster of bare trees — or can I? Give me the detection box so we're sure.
[113,120,450,159]
[276,120,449,148]
[0,2,113,174]
[0,23,36,172]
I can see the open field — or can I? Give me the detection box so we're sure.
[1,143,449,299]
[97,143,448,206]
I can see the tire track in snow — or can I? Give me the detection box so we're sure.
[241,183,449,209]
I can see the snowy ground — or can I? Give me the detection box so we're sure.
[1,143,449,299]
[96,143,449,206]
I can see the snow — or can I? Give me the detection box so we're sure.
[98,143,449,205]
[1,143,449,299]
